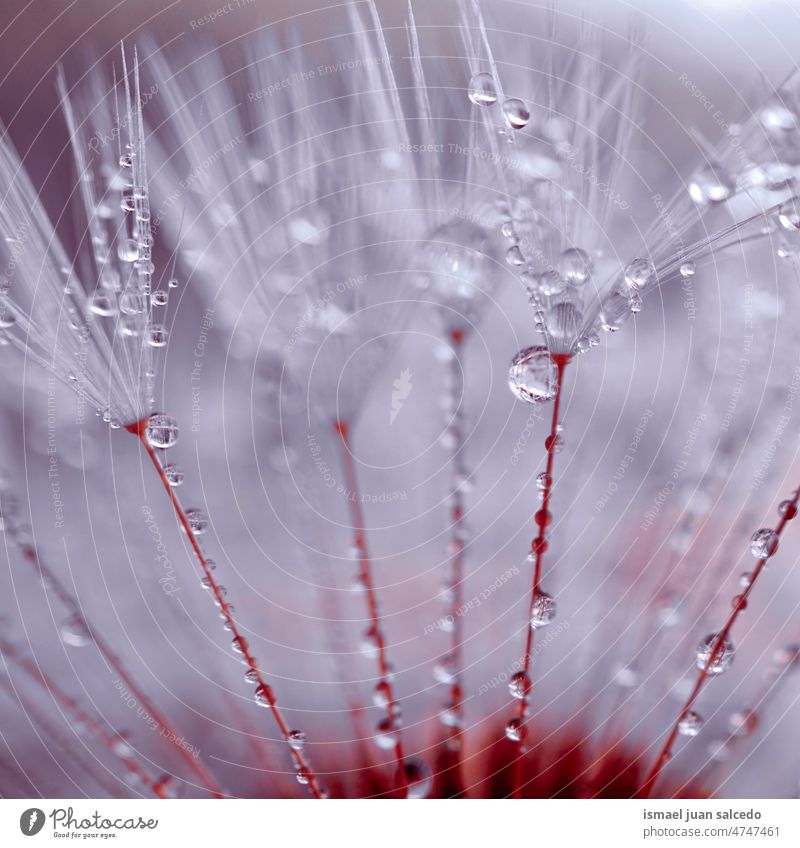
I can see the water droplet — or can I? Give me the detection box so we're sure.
[288,730,306,751]
[623,258,656,292]
[508,671,530,700]
[231,636,248,655]
[151,290,168,307]
[372,680,392,708]
[558,247,593,285]
[168,277,179,289]
[530,591,556,627]
[433,655,457,685]
[404,758,433,799]
[536,472,551,491]
[148,324,168,347]
[778,500,798,520]
[750,528,778,559]
[164,464,184,487]
[373,717,399,750]
[117,239,139,262]
[508,346,558,404]
[760,105,797,132]
[185,509,209,536]
[688,162,735,204]
[506,244,525,267]
[468,72,497,106]
[678,711,704,737]
[254,683,273,708]
[502,98,530,129]
[505,718,524,742]
[439,703,462,728]
[739,572,752,589]
[145,413,179,449]
[778,198,800,230]
[244,669,258,684]
[599,290,632,333]
[360,626,380,657]
[60,615,92,647]
[89,293,116,317]
[696,633,735,675]
[679,261,696,278]
[119,152,134,168]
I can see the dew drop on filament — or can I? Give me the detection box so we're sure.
[508,346,558,404]
[502,98,530,129]
[373,718,399,750]
[696,633,735,675]
[60,615,92,648]
[145,413,179,449]
[750,528,778,559]
[468,72,498,106]
[530,591,556,628]
[678,711,704,737]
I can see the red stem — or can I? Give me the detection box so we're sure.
[636,484,800,798]
[1,640,169,797]
[127,419,325,799]
[18,542,223,797]
[511,353,570,799]
[0,675,128,797]
[333,419,408,798]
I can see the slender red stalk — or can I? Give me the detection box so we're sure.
[511,353,570,799]
[127,419,325,799]
[333,419,408,798]
[1,640,169,797]
[17,540,223,797]
[0,675,126,797]
[636,484,800,798]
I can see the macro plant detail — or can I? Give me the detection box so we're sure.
[1,0,800,809]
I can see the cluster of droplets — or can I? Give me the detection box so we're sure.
[142,411,323,796]
[468,71,531,141]
[431,332,472,755]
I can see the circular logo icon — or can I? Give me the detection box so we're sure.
[19,808,45,836]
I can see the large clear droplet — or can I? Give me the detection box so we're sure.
[558,247,593,285]
[468,72,497,106]
[508,346,558,404]
[164,464,184,487]
[599,290,632,333]
[623,258,656,292]
[696,633,735,675]
[185,509,208,536]
[530,591,556,628]
[502,98,530,129]
[750,528,778,559]
[145,413,179,449]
